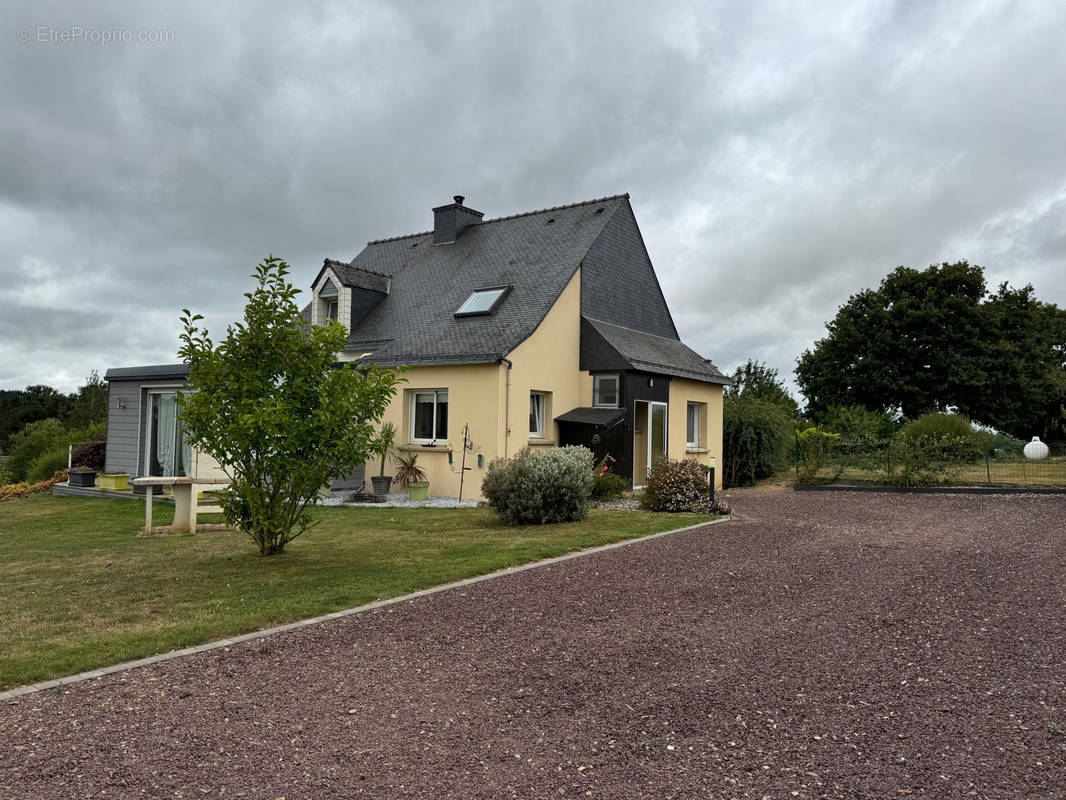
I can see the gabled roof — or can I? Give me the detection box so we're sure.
[338,195,630,365]
[311,259,391,295]
[581,317,730,384]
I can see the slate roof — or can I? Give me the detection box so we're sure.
[555,407,626,426]
[582,318,730,384]
[338,195,630,365]
[313,259,391,294]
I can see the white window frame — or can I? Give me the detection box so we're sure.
[593,374,619,408]
[529,391,546,438]
[686,402,702,448]
[410,389,448,443]
[325,299,339,321]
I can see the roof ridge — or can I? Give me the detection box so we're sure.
[365,193,630,246]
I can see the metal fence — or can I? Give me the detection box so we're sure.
[794,434,1066,488]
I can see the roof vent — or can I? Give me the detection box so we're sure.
[433,196,483,245]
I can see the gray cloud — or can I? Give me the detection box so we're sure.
[2,0,1064,399]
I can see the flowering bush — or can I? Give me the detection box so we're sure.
[640,458,710,512]
[482,446,594,524]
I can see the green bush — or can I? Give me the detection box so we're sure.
[723,396,794,487]
[899,412,975,441]
[482,446,594,524]
[820,405,898,439]
[27,446,71,483]
[794,427,842,485]
[640,458,709,512]
[591,473,627,500]
[6,418,69,482]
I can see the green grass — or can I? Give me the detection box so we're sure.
[0,494,716,689]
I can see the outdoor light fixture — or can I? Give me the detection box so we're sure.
[116,397,126,409]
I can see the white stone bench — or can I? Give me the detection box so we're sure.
[131,476,231,533]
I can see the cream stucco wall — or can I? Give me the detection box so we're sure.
[502,269,591,456]
[668,378,725,490]
[377,363,503,498]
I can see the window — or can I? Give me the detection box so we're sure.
[455,286,510,316]
[593,374,619,407]
[318,278,339,326]
[686,402,703,448]
[411,390,448,442]
[529,392,546,438]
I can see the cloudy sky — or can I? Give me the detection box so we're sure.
[3,0,1065,397]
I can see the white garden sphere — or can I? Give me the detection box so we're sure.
[1023,436,1049,461]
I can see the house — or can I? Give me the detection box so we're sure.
[104,193,729,497]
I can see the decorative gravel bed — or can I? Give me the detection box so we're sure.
[318,491,481,508]
[2,490,1064,798]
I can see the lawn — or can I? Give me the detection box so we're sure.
[0,493,715,689]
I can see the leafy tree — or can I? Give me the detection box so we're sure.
[0,385,68,450]
[725,359,800,417]
[797,262,1066,439]
[64,371,108,429]
[178,256,400,556]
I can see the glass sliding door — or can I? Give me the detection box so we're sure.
[147,392,191,477]
[634,401,668,486]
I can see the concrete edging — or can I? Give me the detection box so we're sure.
[795,484,1066,495]
[1,515,732,701]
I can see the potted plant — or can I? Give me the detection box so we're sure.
[68,466,97,487]
[393,451,429,501]
[370,422,397,496]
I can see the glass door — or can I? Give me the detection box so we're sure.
[147,392,191,477]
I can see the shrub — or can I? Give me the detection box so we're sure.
[27,446,71,483]
[70,439,106,471]
[5,418,69,482]
[591,473,627,500]
[640,458,709,512]
[722,396,794,487]
[794,427,842,485]
[482,446,594,524]
[0,471,67,502]
[820,405,898,439]
[900,412,976,442]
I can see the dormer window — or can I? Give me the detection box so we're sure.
[455,285,510,317]
[318,278,339,325]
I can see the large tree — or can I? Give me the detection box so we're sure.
[796,262,1066,438]
[178,256,399,556]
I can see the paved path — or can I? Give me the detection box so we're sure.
[2,491,1064,798]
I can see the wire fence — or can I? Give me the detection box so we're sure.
[794,433,1066,489]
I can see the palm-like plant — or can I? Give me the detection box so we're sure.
[373,422,398,477]
[392,451,427,489]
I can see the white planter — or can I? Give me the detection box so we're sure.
[1023,436,1049,461]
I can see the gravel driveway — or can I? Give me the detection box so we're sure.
[3,490,1065,798]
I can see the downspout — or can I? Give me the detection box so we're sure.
[499,357,513,458]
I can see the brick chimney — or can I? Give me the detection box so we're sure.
[432,195,484,245]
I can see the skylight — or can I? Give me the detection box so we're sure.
[455,286,510,317]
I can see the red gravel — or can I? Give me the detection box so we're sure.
[3,490,1065,798]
